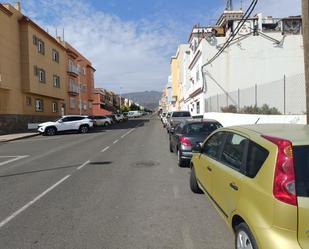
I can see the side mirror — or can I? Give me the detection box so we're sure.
[192,143,202,153]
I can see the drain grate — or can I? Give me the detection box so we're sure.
[131,160,159,168]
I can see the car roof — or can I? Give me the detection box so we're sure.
[224,124,309,145]
[62,115,88,118]
[183,119,220,124]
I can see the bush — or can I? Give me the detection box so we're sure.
[221,105,237,113]
[220,104,281,115]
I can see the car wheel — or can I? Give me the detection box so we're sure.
[45,127,56,136]
[79,125,89,134]
[235,223,258,249]
[104,122,109,126]
[190,167,203,194]
[177,149,186,167]
[169,142,174,153]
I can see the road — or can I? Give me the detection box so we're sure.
[0,116,233,249]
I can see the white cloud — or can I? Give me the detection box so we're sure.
[20,0,181,93]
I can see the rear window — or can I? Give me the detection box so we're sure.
[293,146,309,197]
[172,112,191,117]
[245,141,269,178]
[184,123,220,134]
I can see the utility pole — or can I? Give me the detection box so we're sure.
[303,0,309,124]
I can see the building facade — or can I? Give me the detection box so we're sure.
[0,3,67,134]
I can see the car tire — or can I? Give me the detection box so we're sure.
[79,125,89,134]
[177,149,186,167]
[45,127,56,136]
[169,142,174,153]
[190,167,203,194]
[104,122,109,126]
[235,222,258,249]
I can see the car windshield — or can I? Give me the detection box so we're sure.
[185,122,220,134]
[172,112,191,117]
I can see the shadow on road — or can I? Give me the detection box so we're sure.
[0,161,113,178]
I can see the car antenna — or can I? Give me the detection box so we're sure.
[255,118,260,124]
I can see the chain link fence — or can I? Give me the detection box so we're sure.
[205,73,306,114]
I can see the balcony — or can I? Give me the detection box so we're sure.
[67,65,79,77]
[68,84,79,96]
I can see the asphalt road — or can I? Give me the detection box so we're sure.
[0,116,233,249]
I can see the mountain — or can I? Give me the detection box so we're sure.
[122,91,162,110]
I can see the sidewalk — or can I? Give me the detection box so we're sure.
[0,132,39,143]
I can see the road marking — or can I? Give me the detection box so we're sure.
[113,140,119,144]
[173,185,179,199]
[0,174,71,229]
[182,226,194,249]
[120,128,135,138]
[101,146,110,153]
[0,155,29,167]
[77,160,90,170]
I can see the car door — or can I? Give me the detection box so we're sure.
[172,124,183,152]
[58,117,74,131]
[195,131,227,197]
[212,132,248,219]
[71,116,84,130]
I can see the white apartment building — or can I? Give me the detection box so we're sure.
[185,10,304,116]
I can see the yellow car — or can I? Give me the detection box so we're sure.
[190,124,309,249]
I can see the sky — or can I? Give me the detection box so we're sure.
[13,0,301,93]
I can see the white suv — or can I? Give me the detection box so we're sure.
[38,115,93,136]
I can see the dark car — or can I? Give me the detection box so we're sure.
[169,119,222,167]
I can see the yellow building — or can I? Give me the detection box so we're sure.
[0,3,66,134]
[170,56,179,111]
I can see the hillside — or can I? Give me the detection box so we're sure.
[122,91,162,110]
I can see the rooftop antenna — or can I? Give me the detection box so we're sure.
[62,28,65,42]
[240,0,243,10]
[225,0,233,11]
[55,28,58,37]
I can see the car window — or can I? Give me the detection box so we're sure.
[221,133,248,171]
[293,146,309,197]
[245,141,269,178]
[71,117,84,121]
[202,132,226,159]
[172,112,191,117]
[185,122,219,134]
[61,117,72,122]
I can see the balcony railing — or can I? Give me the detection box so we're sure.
[68,84,79,95]
[67,65,79,76]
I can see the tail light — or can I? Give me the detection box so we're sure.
[262,135,297,206]
[179,136,192,147]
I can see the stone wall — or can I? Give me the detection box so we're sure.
[0,114,60,135]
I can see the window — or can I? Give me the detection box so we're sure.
[245,141,269,178]
[203,132,226,159]
[37,39,45,54]
[38,69,46,83]
[35,99,43,112]
[196,102,200,114]
[26,96,32,106]
[78,100,82,110]
[89,102,92,109]
[52,102,58,113]
[184,122,220,135]
[82,84,87,92]
[83,67,86,75]
[172,111,191,117]
[70,97,75,109]
[221,133,248,170]
[292,146,309,197]
[53,75,60,88]
[83,101,87,110]
[52,49,59,63]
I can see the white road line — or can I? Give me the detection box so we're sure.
[0,155,29,167]
[120,129,134,138]
[182,226,194,249]
[113,140,119,144]
[77,160,90,170]
[101,146,110,153]
[0,174,71,229]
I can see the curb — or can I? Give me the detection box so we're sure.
[0,133,40,143]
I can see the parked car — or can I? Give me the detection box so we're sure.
[162,112,171,128]
[38,115,93,136]
[127,111,142,118]
[123,112,129,121]
[169,119,222,167]
[166,111,191,132]
[114,113,124,122]
[160,112,166,123]
[89,115,112,127]
[106,114,117,124]
[190,124,309,249]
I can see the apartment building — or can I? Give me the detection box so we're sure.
[92,88,112,115]
[63,42,95,116]
[0,3,67,134]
